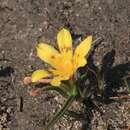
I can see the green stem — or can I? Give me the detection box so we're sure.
[124,78,130,93]
[60,84,72,96]
[44,96,75,130]
[98,79,105,96]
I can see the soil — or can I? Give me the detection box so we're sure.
[0,0,130,130]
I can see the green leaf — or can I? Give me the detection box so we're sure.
[44,96,75,130]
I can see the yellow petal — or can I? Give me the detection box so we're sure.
[36,43,61,68]
[79,58,87,67]
[57,28,72,60]
[73,36,92,70]
[50,76,62,86]
[50,69,70,86]
[74,36,92,57]
[50,68,71,80]
[74,57,87,70]
[48,54,74,77]
[49,68,60,76]
[32,69,50,82]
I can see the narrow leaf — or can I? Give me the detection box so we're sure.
[45,96,75,130]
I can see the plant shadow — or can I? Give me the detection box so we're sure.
[0,66,14,77]
[79,42,130,130]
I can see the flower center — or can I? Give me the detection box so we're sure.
[61,60,74,77]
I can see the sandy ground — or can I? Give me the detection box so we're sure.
[0,0,130,130]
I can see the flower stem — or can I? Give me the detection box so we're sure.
[44,96,75,130]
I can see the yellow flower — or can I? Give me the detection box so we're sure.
[32,28,92,86]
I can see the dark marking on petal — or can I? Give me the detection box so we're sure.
[77,54,80,57]
[61,47,71,52]
[51,55,55,59]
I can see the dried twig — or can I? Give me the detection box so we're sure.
[109,95,130,100]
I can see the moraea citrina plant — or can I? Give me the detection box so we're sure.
[27,28,92,130]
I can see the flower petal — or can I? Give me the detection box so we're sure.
[50,71,70,86]
[32,69,50,82]
[36,43,61,68]
[74,57,87,70]
[50,76,62,86]
[50,66,73,80]
[73,36,92,70]
[74,36,92,57]
[57,28,72,59]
